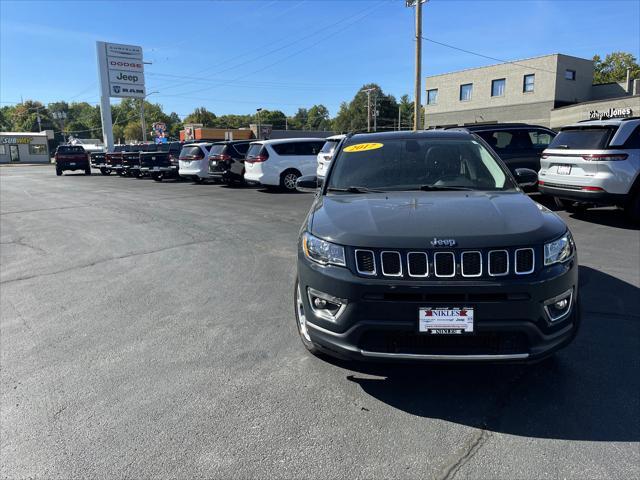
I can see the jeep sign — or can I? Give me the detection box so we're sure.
[109,69,144,85]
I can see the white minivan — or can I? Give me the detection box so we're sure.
[317,134,346,177]
[244,138,326,192]
[178,142,212,182]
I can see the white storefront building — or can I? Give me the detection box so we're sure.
[0,132,51,164]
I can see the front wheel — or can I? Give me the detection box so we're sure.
[56,168,62,176]
[85,167,91,175]
[294,279,321,355]
[280,170,300,192]
[152,173,163,182]
[100,168,111,176]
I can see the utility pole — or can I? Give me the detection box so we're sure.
[362,88,375,132]
[398,108,401,131]
[256,108,263,139]
[406,0,426,131]
[373,91,378,132]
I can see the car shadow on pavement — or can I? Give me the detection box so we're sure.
[331,265,639,442]
[531,194,639,231]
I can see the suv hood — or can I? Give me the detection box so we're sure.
[310,191,566,249]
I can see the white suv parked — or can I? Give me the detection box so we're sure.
[244,138,326,192]
[178,142,212,182]
[539,118,640,221]
[317,134,346,177]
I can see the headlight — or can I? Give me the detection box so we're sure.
[302,232,346,267]
[544,232,575,266]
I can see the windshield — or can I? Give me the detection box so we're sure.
[57,146,85,154]
[327,138,513,191]
[548,127,616,150]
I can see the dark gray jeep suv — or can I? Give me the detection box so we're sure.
[294,131,579,362]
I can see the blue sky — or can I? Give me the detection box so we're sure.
[1,0,639,119]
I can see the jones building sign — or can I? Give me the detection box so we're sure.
[589,107,633,120]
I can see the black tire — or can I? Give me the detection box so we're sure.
[624,190,640,224]
[152,173,163,182]
[56,168,62,176]
[85,167,91,175]
[100,168,111,176]
[293,278,322,355]
[280,169,301,192]
[554,197,587,214]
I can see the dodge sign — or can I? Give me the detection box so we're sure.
[98,41,146,99]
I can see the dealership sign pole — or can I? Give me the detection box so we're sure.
[96,41,146,151]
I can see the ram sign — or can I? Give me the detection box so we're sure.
[98,42,146,99]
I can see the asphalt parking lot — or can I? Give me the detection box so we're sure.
[1,165,639,479]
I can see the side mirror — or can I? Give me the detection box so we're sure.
[296,175,321,193]
[515,168,538,188]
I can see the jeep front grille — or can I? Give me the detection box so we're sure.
[352,248,536,279]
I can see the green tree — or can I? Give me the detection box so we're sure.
[255,109,287,130]
[183,107,217,127]
[306,104,330,130]
[332,84,398,133]
[398,94,414,131]
[593,52,640,84]
[123,121,142,142]
[0,106,15,131]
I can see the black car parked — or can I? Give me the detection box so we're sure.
[446,123,556,174]
[294,131,578,363]
[90,151,111,175]
[208,140,252,184]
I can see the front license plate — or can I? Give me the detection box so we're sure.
[419,307,474,334]
[557,164,571,175]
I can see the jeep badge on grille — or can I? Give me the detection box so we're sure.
[430,237,457,247]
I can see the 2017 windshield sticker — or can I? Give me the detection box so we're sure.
[343,143,384,153]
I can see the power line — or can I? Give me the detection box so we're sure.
[421,36,560,75]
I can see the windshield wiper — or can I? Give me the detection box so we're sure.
[327,186,386,193]
[417,184,474,191]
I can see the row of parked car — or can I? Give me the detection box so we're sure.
[53,117,640,219]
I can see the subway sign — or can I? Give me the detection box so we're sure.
[1,137,32,144]
[589,107,632,120]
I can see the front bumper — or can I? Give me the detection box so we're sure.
[297,252,579,362]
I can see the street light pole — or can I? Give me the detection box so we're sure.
[362,88,375,132]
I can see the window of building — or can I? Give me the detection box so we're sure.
[565,69,576,81]
[459,83,473,101]
[523,74,535,92]
[427,89,438,105]
[491,79,506,97]
[29,144,48,155]
[0,145,6,155]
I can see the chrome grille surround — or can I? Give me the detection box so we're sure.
[514,248,535,275]
[354,249,376,276]
[407,252,429,278]
[460,251,483,277]
[433,251,456,278]
[488,250,509,277]
[380,251,403,277]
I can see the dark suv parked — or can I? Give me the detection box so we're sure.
[446,123,556,174]
[208,140,252,184]
[294,131,578,363]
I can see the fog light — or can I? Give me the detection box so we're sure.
[313,297,327,308]
[544,288,573,322]
[307,287,347,323]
